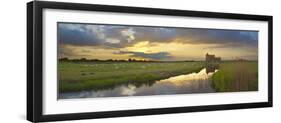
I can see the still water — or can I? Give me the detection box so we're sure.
[59,68,217,99]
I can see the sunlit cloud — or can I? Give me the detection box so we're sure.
[121,28,136,43]
[105,38,120,44]
[115,51,172,60]
[58,23,258,61]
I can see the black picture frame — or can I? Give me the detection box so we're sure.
[27,1,273,122]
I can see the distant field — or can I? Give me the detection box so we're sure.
[59,61,205,92]
[211,61,258,92]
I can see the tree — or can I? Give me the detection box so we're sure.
[59,57,69,61]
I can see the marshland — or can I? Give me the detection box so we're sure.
[58,59,258,99]
[57,22,259,99]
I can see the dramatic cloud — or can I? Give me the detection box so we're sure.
[58,23,258,61]
[58,23,258,48]
[115,51,172,60]
[121,28,136,43]
[58,23,130,47]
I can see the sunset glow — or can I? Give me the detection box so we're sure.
[58,23,258,61]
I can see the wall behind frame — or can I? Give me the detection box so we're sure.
[0,0,280,123]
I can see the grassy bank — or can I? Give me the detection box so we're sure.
[59,61,204,92]
[211,61,258,92]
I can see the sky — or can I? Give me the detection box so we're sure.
[58,23,258,61]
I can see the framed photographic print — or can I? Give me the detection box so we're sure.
[27,1,273,122]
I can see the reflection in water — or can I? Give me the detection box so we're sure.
[59,68,217,99]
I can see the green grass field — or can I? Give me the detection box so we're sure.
[211,61,258,92]
[59,61,205,92]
